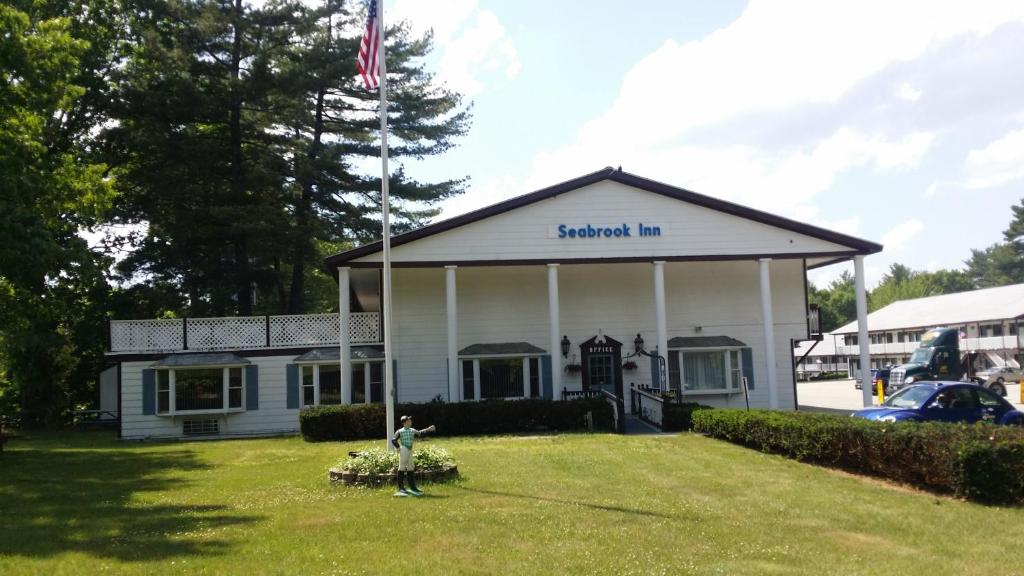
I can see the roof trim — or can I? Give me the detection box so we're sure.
[336,251,861,269]
[151,352,251,367]
[667,336,748,348]
[324,168,883,269]
[458,342,547,356]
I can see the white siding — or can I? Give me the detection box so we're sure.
[119,259,809,438]
[120,355,301,440]
[354,180,852,264]
[391,259,806,409]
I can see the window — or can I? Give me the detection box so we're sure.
[369,363,384,403]
[304,363,360,406]
[176,368,225,411]
[228,367,243,409]
[669,349,742,393]
[352,364,366,404]
[529,358,540,397]
[157,371,170,414]
[481,358,523,399]
[729,350,741,389]
[319,365,341,405]
[462,360,474,401]
[349,362,384,404]
[157,366,246,414]
[302,365,316,406]
[976,388,1003,408]
[461,357,539,400]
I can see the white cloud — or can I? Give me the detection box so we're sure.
[896,82,922,102]
[436,0,1024,220]
[391,0,519,96]
[964,127,1024,189]
[880,219,925,252]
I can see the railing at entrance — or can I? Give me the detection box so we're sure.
[562,387,626,433]
[631,384,666,429]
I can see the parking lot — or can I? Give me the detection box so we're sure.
[797,379,1024,413]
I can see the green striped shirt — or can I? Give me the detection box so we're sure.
[394,427,418,449]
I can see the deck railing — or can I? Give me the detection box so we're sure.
[109,312,381,353]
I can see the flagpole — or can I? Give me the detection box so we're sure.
[375,0,396,451]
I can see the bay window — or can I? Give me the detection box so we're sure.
[155,366,245,414]
[460,356,540,401]
[350,362,383,404]
[300,364,344,407]
[667,348,743,394]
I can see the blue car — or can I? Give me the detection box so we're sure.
[852,382,1024,425]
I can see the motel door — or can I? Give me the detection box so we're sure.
[580,334,623,396]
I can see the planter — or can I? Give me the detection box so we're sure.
[329,466,460,486]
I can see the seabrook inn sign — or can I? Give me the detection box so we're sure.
[551,223,662,239]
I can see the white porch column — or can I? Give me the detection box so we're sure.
[758,258,779,409]
[547,264,562,399]
[445,266,459,402]
[338,266,352,405]
[653,261,668,391]
[855,255,872,408]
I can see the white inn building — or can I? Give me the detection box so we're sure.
[104,168,882,439]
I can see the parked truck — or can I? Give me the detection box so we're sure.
[888,327,1009,396]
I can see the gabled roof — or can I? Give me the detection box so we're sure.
[324,168,882,269]
[835,284,1024,334]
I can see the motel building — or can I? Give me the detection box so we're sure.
[104,168,882,439]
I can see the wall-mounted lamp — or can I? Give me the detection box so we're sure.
[560,335,571,358]
[695,325,703,333]
[634,333,645,353]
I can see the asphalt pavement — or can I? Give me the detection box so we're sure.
[797,378,1024,413]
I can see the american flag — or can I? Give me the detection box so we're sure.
[357,1,380,90]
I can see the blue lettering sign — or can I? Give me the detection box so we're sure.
[557,220,651,236]
[554,223,653,239]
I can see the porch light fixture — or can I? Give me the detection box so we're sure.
[560,335,571,358]
[634,333,644,354]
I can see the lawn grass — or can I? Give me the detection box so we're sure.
[1,431,1022,575]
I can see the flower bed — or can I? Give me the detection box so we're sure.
[328,446,460,486]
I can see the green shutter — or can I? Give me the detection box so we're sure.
[286,364,299,409]
[245,364,259,410]
[650,355,661,389]
[392,359,398,403]
[741,347,755,390]
[142,369,156,415]
[541,355,553,399]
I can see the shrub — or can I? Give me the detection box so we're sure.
[661,402,712,432]
[337,446,456,475]
[691,409,1024,504]
[301,398,614,442]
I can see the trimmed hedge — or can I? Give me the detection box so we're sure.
[692,409,1024,504]
[301,398,615,442]
[661,402,713,432]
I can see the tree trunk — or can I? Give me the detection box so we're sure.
[230,0,252,315]
[287,84,326,314]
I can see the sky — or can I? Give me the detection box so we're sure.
[382,0,1024,289]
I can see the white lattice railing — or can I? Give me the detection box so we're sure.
[188,316,266,350]
[109,312,381,353]
[110,319,184,352]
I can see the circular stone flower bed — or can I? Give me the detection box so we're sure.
[328,446,459,486]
